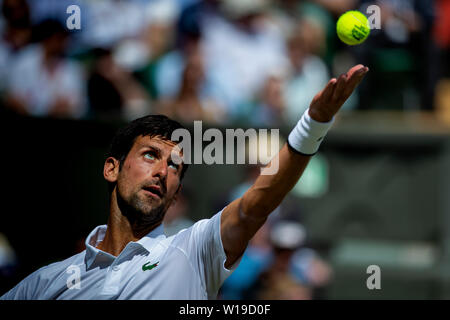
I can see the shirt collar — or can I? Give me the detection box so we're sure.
[136,224,166,252]
[84,225,113,270]
[84,224,166,269]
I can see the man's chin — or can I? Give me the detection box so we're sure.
[125,200,166,227]
[139,194,164,210]
[135,202,161,216]
[137,194,167,213]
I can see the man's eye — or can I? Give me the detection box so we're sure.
[144,153,155,160]
[169,163,179,171]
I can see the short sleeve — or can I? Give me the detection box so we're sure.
[175,209,241,299]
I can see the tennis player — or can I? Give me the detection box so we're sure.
[1,65,369,300]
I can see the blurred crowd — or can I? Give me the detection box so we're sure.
[1,0,450,300]
[163,164,333,300]
[0,0,449,126]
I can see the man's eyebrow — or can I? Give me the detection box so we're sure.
[138,141,181,160]
[141,144,162,157]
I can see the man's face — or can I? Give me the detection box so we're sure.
[112,135,183,229]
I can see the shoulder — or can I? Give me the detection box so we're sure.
[10,45,41,70]
[26,251,86,290]
[36,251,86,279]
[171,214,219,241]
[1,251,85,300]
[7,45,41,86]
[58,59,84,83]
[168,211,223,254]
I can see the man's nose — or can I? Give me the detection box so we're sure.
[153,159,168,179]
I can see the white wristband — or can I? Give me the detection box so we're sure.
[287,108,334,155]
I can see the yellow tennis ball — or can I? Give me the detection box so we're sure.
[336,10,370,45]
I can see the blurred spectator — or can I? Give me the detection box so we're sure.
[433,0,450,55]
[200,0,289,118]
[219,220,274,299]
[151,0,220,99]
[356,0,437,111]
[126,1,187,104]
[0,0,32,50]
[219,163,308,300]
[267,0,302,35]
[266,1,360,120]
[433,0,450,123]
[221,162,332,300]
[151,0,230,124]
[87,48,122,118]
[226,220,309,300]
[143,0,180,60]
[0,232,18,296]
[155,36,225,124]
[0,232,17,273]
[269,0,339,67]
[26,0,82,25]
[237,73,287,127]
[314,0,358,15]
[289,247,332,289]
[250,220,332,300]
[4,19,86,118]
[257,273,312,300]
[0,0,440,122]
[176,0,220,44]
[433,0,450,81]
[87,47,152,121]
[113,0,180,74]
[23,0,86,54]
[81,0,148,49]
[0,0,32,92]
[282,19,330,125]
[219,164,278,299]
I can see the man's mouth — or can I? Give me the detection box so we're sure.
[142,185,163,199]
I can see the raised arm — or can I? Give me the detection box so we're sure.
[221,64,369,268]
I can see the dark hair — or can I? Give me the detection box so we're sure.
[34,18,68,42]
[107,114,189,182]
[2,0,31,28]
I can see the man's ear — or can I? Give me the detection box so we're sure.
[104,157,120,183]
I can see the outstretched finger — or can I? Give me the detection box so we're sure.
[321,78,337,101]
[331,73,348,103]
[343,67,369,98]
[348,66,368,83]
[346,64,366,79]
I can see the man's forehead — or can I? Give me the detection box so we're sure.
[134,135,179,151]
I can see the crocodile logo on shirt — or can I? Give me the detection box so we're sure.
[142,261,159,271]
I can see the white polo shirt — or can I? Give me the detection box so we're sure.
[1,210,237,300]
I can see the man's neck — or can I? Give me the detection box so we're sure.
[96,214,139,257]
[96,193,161,257]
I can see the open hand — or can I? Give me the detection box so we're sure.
[308,64,369,122]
